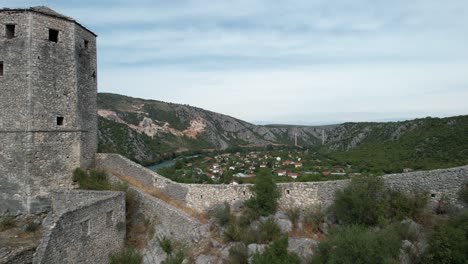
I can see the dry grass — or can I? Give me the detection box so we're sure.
[288,222,324,241]
[112,173,208,223]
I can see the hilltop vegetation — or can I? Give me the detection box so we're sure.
[97,93,468,172]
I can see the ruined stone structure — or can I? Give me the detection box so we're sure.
[0,7,97,215]
[33,190,126,264]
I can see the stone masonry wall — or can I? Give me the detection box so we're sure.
[0,8,98,215]
[96,154,468,213]
[33,190,125,264]
[106,173,208,263]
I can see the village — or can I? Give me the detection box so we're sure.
[155,148,366,184]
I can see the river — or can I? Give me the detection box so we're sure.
[146,159,177,171]
[146,155,199,171]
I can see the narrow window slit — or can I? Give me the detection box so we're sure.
[57,116,64,126]
[49,29,59,42]
[6,24,15,39]
[106,210,113,227]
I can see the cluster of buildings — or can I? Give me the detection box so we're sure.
[182,150,356,182]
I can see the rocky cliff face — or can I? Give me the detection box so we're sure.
[97,93,468,167]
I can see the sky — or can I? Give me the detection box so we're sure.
[5,0,468,125]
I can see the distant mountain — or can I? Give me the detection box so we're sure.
[97,93,468,172]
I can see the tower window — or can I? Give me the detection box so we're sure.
[84,39,89,49]
[48,29,59,42]
[0,62,3,76]
[6,24,15,39]
[57,116,64,126]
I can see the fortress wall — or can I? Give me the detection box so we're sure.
[96,154,468,213]
[95,153,173,188]
[105,173,207,258]
[33,190,125,264]
[382,166,468,205]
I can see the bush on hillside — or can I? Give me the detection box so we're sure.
[224,214,282,244]
[209,202,231,227]
[331,176,429,226]
[303,205,325,232]
[245,170,280,216]
[251,236,300,264]
[286,207,301,229]
[423,212,468,264]
[331,176,389,226]
[311,225,401,264]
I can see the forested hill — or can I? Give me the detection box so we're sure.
[97,93,468,172]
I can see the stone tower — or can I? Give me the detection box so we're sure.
[0,7,97,215]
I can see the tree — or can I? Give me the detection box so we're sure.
[245,169,280,216]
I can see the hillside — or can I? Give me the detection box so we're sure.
[97,93,468,171]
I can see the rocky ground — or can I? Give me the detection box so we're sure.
[0,215,44,264]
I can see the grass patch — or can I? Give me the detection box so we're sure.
[109,247,143,264]
[157,235,173,255]
[73,168,111,190]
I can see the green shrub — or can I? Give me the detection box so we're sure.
[224,221,242,242]
[73,168,111,190]
[228,243,249,264]
[423,212,468,264]
[286,207,301,229]
[257,218,282,243]
[0,217,15,231]
[312,225,401,264]
[109,247,143,264]
[209,202,231,227]
[238,207,260,228]
[303,205,324,231]
[224,214,281,244]
[157,236,173,255]
[245,170,280,216]
[23,222,39,233]
[388,190,429,221]
[251,236,300,264]
[331,176,389,226]
[331,176,429,226]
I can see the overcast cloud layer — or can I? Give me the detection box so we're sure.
[6,0,468,124]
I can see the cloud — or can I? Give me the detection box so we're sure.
[5,0,468,123]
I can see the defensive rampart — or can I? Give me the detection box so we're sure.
[96,153,468,212]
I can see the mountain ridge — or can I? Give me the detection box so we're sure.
[97,93,468,173]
